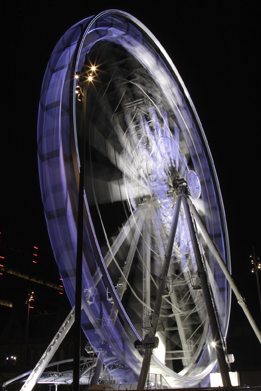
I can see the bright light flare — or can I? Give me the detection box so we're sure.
[210,341,216,348]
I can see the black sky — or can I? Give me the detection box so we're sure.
[1,0,261,372]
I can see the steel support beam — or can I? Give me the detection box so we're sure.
[189,201,261,344]
[20,309,75,391]
[142,220,151,338]
[73,79,88,391]
[88,359,103,388]
[115,213,145,301]
[182,195,231,387]
[111,213,145,323]
[93,209,142,287]
[152,216,190,365]
[137,193,182,390]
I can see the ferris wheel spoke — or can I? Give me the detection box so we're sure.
[84,159,148,206]
[93,208,144,286]
[145,107,183,176]
[142,115,162,164]
[85,177,127,205]
[124,114,161,188]
[125,114,141,151]
[114,120,133,160]
[115,213,145,301]
[87,123,140,181]
[100,66,147,161]
[110,209,148,323]
[99,81,132,156]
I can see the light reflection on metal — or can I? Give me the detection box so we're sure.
[1,267,63,291]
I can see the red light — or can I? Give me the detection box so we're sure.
[33,253,38,257]
[0,256,5,259]
[59,278,63,281]
[0,264,4,267]
[33,246,38,249]
[59,285,63,288]
[59,292,63,295]
[0,273,3,275]
[29,306,34,309]
[32,261,37,264]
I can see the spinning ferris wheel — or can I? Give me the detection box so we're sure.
[35,9,235,389]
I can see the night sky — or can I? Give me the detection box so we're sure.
[1,0,261,375]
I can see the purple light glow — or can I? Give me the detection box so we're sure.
[37,10,231,387]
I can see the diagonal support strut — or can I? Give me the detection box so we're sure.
[181,194,231,387]
[189,200,261,344]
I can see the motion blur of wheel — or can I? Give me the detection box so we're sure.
[38,10,231,387]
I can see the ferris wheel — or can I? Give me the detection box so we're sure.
[37,10,232,388]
